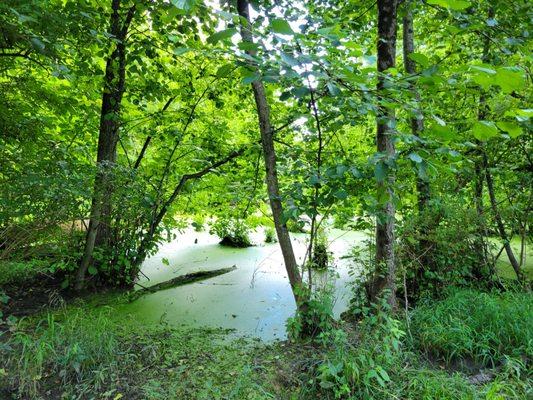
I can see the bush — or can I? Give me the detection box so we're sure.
[191,215,205,232]
[264,227,277,243]
[286,219,306,233]
[306,299,405,399]
[209,218,252,247]
[397,203,496,300]
[409,289,533,366]
[310,230,330,270]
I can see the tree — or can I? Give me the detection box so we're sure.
[236,0,307,311]
[76,0,136,290]
[367,0,399,307]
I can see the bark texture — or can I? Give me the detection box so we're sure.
[402,1,433,284]
[236,0,305,308]
[76,0,135,290]
[368,0,398,307]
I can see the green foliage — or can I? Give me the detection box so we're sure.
[397,202,494,299]
[310,229,330,270]
[209,218,252,248]
[191,214,205,232]
[2,309,120,397]
[0,259,50,287]
[264,227,276,243]
[409,289,533,366]
[287,287,336,340]
[305,299,405,399]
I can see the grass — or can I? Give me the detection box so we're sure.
[1,287,531,399]
[409,288,533,366]
[0,304,290,399]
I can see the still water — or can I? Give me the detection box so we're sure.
[119,228,366,340]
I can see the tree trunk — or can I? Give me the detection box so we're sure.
[483,152,523,281]
[402,0,432,284]
[368,0,398,308]
[76,0,135,290]
[402,1,430,213]
[236,0,306,309]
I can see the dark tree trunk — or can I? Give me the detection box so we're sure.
[76,0,135,290]
[402,0,433,288]
[236,0,306,309]
[368,0,398,308]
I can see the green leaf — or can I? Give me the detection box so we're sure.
[238,41,260,52]
[280,52,299,67]
[327,82,341,96]
[173,47,190,56]
[427,0,471,10]
[88,266,98,275]
[472,121,498,141]
[207,28,237,44]
[171,0,196,12]
[334,189,348,200]
[408,152,423,163]
[408,52,429,68]
[30,37,45,52]
[430,124,457,141]
[216,64,234,78]
[241,69,260,84]
[496,121,522,138]
[271,18,294,35]
[374,162,387,182]
[493,67,525,93]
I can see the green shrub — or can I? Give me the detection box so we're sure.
[308,299,405,399]
[397,203,496,300]
[310,230,330,270]
[191,215,205,232]
[0,259,51,287]
[264,227,277,243]
[286,219,306,233]
[209,218,252,247]
[409,289,533,366]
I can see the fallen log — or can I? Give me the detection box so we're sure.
[128,265,237,302]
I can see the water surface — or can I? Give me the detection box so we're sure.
[119,228,366,340]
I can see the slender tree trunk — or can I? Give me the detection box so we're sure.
[402,1,432,284]
[402,2,429,213]
[472,6,512,281]
[236,0,306,309]
[76,0,135,290]
[483,152,523,281]
[368,0,398,308]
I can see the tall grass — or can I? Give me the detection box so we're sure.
[2,308,120,397]
[409,289,533,366]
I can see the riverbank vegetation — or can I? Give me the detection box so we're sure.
[1,0,531,398]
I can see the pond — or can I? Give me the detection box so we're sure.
[118,227,367,341]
